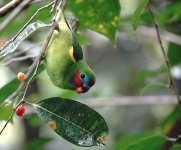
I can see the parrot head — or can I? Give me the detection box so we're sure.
[68,60,96,94]
[74,71,95,94]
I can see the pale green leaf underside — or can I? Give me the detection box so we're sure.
[0,21,49,56]
[132,0,149,30]
[34,97,109,147]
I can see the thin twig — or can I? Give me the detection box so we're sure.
[30,0,51,5]
[0,0,22,17]
[1,42,41,63]
[0,0,33,33]
[20,60,40,102]
[1,49,27,63]
[0,55,36,66]
[147,3,181,104]
[51,0,59,14]
[2,1,54,48]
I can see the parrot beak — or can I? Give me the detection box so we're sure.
[74,71,96,94]
[82,84,90,93]
[76,87,83,94]
[76,80,95,94]
[89,80,95,87]
[76,85,89,94]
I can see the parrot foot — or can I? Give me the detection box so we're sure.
[40,53,45,60]
[54,21,60,32]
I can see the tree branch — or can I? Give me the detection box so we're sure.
[0,0,23,17]
[78,96,178,107]
[0,55,36,66]
[137,26,181,46]
[0,0,33,33]
[147,3,181,104]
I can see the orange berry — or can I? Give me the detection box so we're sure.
[17,72,26,81]
[15,105,25,116]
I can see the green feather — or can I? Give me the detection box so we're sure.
[45,10,95,92]
[72,38,83,61]
[65,17,83,61]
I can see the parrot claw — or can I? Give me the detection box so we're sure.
[40,54,45,60]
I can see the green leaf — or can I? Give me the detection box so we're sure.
[161,106,181,133]
[131,0,149,30]
[0,79,19,105]
[24,137,52,150]
[34,97,109,147]
[140,83,168,95]
[170,145,181,150]
[68,0,120,42]
[168,43,181,66]
[126,136,166,150]
[140,12,152,26]
[0,56,5,62]
[157,2,181,27]
[0,21,49,56]
[0,102,13,120]
[113,132,154,150]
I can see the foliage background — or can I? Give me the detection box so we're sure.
[0,0,181,150]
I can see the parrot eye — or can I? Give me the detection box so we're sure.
[80,73,85,79]
[80,73,89,85]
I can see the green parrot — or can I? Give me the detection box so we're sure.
[45,10,96,94]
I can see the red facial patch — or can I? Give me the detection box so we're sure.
[74,71,82,87]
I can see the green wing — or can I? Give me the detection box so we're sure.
[65,18,83,61]
[72,38,83,61]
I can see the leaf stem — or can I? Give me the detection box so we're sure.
[147,2,181,104]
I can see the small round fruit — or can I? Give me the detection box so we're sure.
[17,72,26,81]
[15,105,25,116]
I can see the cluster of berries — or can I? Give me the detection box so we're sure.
[15,72,26,116]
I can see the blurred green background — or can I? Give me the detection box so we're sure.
[0,0,181,150]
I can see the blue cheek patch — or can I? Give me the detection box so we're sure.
[81,75,89,84]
